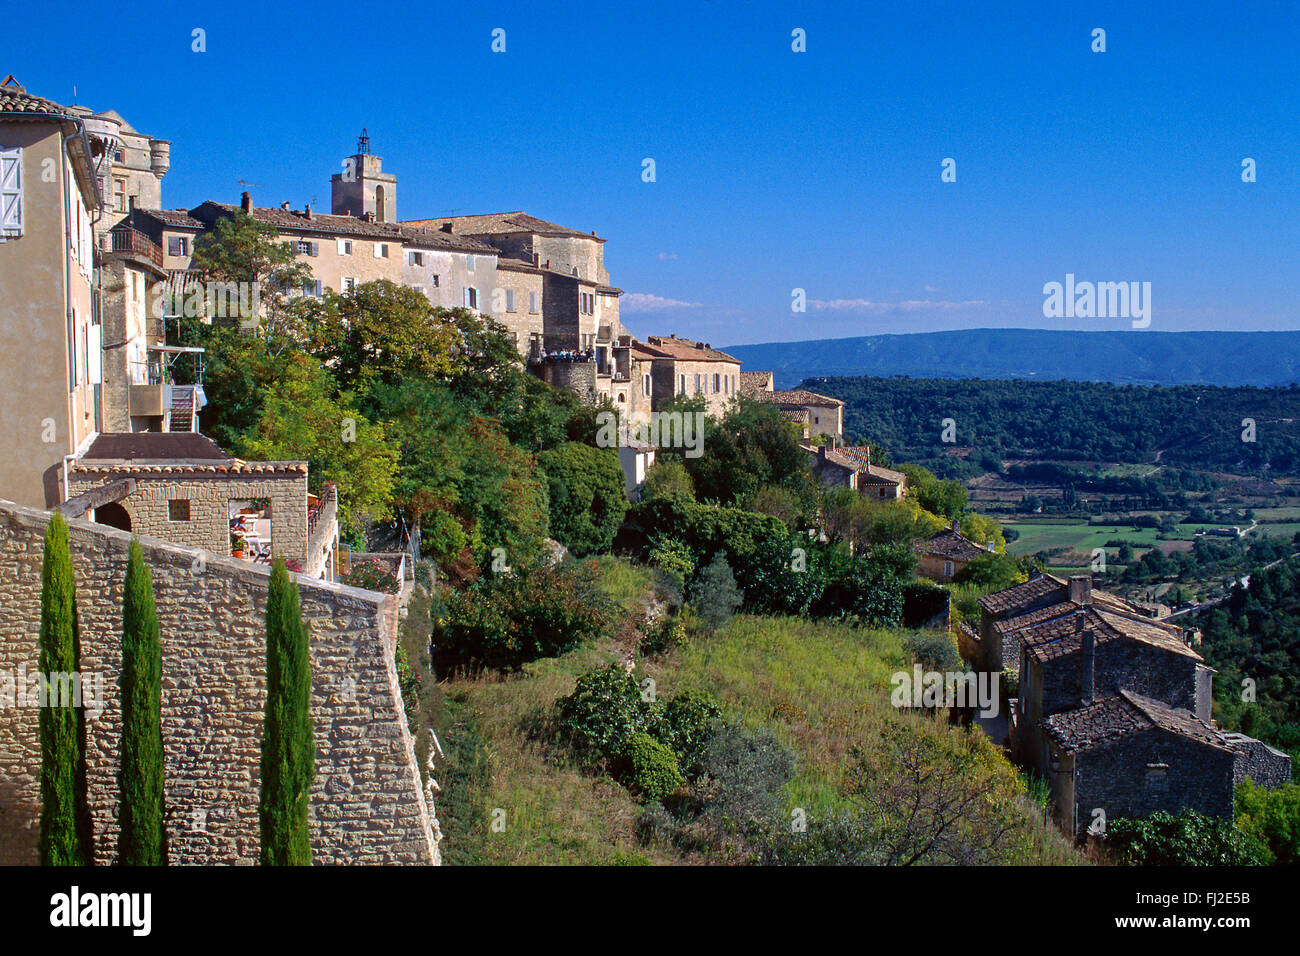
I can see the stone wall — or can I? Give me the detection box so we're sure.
[68,470,309,569]
[1067,729,1236,835]
[0,499,438,865]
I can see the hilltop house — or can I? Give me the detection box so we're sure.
[739,374,844,440]
[806,438,907,499]
[915,522,990,582]
[976,572,1290,836]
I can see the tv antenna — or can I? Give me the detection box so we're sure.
[237,179,264,189]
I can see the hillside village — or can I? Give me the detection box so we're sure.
[0,77,1292,867]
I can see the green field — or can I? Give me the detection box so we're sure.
[1003,518,1299,561]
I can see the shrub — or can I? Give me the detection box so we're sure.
[613,733,685,802]
[422,510,468,571]
[537,442,629,556]
[1234,779,1300,866]
[694,722,796,845]
[661,690,722,777]
[901,631,963,672]
[342,559,400,593]
[641,460,695,501]
[557,663,654,759]
[691,552,743,630]
[1106,809,1263,866]
[640,612,688,657]
[435,560,615,670]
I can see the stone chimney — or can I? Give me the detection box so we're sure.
[1068,575,1092,606]
[241,191,253,214]
[304,204,313,220]
[1078,613,1095,704]
[280,201,290,211]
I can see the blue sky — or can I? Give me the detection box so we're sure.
[9,1,1299,345]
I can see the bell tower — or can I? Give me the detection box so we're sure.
[331,129,397,222]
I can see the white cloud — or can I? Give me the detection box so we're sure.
[622,292,702,312]
[809,298,987,312]
[657,252,679,261]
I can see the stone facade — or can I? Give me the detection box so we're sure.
[68,467,310,570]
[0,499,438,865]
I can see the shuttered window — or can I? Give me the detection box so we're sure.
[0,147,21,239]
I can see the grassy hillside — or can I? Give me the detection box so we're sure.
[430,558,1084,866]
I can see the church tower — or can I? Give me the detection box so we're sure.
[331,129,396,222]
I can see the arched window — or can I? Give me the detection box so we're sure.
[93,502,131,531]
[374,185,386,222]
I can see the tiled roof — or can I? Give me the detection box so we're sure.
[1042,691,1230,754]
[1018,605,1202,664]
[401,211,602,241]
[978,574,1067,615]
[636,336,740,363]
[749,388,843,408]
[0,77,73,117]
[195,202,420,243]
[805,444,906,487]
[135,208,205,230]
[916,527,988,561]
[397,225,498,253]
[74,432,307,476]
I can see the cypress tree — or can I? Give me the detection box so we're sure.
[118,539,166,865]
[38,511,93,865]
[259,558,315,865]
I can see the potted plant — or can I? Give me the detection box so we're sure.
[231,532,246,559]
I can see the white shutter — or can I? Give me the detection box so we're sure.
[337,238,347,255]
[87,324,102,385]
[0,147,21,238]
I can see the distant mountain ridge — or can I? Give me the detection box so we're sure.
[721,330,1300,389]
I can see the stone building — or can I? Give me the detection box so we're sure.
[0,79,103,510]
[806,438,907,499]
[976,572,1291,837]
[626,335,741,419]
[914,522,990,582]
[739,375,844,441]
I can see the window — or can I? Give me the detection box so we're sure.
[303,279,322,297]
[373,242,389,258]
[679,374,686,394]
[1,146,23,240]
[466,255,475,271]
[168,235,189,257]
[529,291,539,314]
[113,149,123,163]
[579,292,595,315]
[643,374,651,397]
[464,287,478,309]
[413,285,424,296]
[341,277,356,293]
[337,238,353,256]
[943,561,954,577]
[409,250,424,266]
[431,275,440,288]
[113,178,126,212]
[505,289,516,312]
[714,373,721,392]
[294,239,318,257]
[168,499,191,522]
[694,373,702,393]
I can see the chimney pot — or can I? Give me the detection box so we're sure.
[1069,575,1092,606]
[1079,616,1096,704]
[241,191,252,213]
[281,201,290,211]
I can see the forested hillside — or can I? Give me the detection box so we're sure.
[725,330,1300,388]
[808,376,1300,476]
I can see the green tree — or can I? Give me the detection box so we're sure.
[260,559,315,865]
[1235,778,1300,865]
[641,460,695,501]
[239,352,398,529]
[691,552,744,630]
[118,540,166,865]
[38,512,93,865]
[537,442,628,556]
[1106,809,1262,865]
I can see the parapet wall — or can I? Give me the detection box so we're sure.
[0,500,438,865]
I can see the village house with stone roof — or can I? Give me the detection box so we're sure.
[974,572,1290,836]
[806,437,908,499]
[914,522,991,582]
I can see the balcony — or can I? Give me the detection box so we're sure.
[109,227,163,270]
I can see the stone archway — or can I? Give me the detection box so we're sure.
[93,501,131,532]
